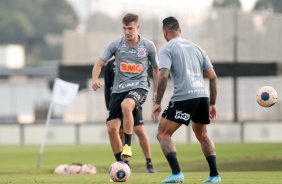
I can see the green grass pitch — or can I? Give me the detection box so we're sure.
[0,143,282,183]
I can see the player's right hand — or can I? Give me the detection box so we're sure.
[92,80,103,91]
[151,104,161,122]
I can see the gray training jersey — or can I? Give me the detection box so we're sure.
[158,37,213,102]
[100,36,159,93]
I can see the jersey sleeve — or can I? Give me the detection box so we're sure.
[147,42,159,67]
[158,47,172,70]
[202,52,213,70]
[99,41,116,62]
[104,60,114,109]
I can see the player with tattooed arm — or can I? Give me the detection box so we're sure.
[152,16,220,183]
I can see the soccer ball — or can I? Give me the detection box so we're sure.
[80,164,97,174]
[256,86,278,107]
[53,164,69,174]
[109,161,131,182]
[68,164,82,174]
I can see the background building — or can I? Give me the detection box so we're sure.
[0,0,282,143]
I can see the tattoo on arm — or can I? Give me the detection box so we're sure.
[209,78,217,105]
[153,66,159,92]
[155,69,170,104]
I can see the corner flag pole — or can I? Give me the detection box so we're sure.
[37,101,54,169]
[36,78,79,169]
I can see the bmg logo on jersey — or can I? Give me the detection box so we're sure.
[175,110,190,121]
[120,62,143,73]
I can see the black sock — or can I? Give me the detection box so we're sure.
[124,133,132,146]
[206,155,219,176]
[166,152,181,174]
[114,152,122,162]
[146,158,153,167]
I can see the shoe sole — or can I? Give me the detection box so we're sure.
[203,180,221,183]
[121,154,131,158]
[161,181,183,183]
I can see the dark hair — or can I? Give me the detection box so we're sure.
[122,13,139,25]
[162,16,180,31]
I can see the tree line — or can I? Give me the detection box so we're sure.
[0,0,281,64]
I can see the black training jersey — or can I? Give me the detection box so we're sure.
[104,59,116,109]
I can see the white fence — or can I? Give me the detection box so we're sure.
[1,122,282,145]
[1,77,282,124]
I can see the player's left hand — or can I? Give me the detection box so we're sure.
[151,104,161,122]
